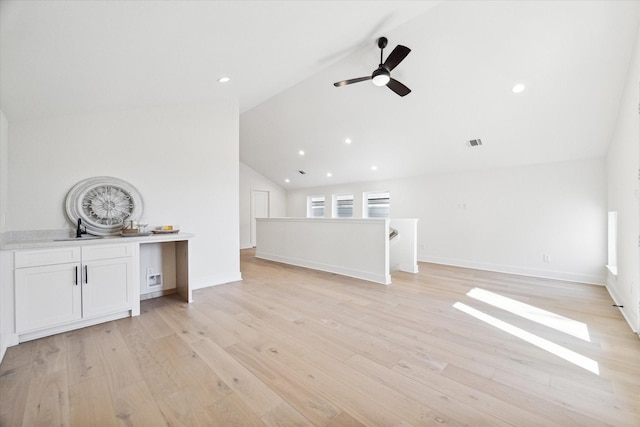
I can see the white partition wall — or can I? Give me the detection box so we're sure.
[256,218,391,284]
[389,219,419,274]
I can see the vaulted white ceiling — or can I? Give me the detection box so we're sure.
[1,1,638,189]
[241,1,640,188]
[0,0,436,119]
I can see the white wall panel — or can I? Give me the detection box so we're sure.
[287,158,607,285]
[6,102,240,290]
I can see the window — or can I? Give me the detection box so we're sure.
[364,191,390,218]
[333,194,354,218]
[607,211,617,274]
[307,195,325,218]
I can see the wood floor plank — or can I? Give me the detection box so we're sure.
[191,337,284,417]
[392,357,564,427]
[155,333,234,407]
[205,393,267,427]
[91,321,143,393]
[65,327,105,386]
[157,389,216,427]
[492,367,638,426]
[324,411,368,427]
[109,380,169,426]
[68,376,118,427]
[21,369,70,427]
[0,363,36,427]
[1,248,638,426]
[253,337,416,426]
[442,362,612,426]
[31,333,68,379]
[344,353,514,427]
[261,402,316,427]
[226,341,341,426]
[157,297,240,347]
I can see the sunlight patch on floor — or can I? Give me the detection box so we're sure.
[453,302,600,375]
[466,287,591,342]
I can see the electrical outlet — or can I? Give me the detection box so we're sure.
[543,254,551,262]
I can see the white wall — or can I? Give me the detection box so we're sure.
[6,102,241,289]
[287,158,607,285]
[0,110,7,360]
[239,161,286,249]
[0,110,8,234]
[606,23,640,333]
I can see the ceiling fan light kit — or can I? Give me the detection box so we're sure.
[334,36,411,97]
[372,68,391,86]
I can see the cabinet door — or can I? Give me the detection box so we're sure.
[15,263,82,333]
[82,257,134,318]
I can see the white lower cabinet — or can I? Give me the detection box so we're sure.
[81,257,134,318]
[15,262,82,333]
[14,243,134,334]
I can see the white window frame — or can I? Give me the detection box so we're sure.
[332,194,354,218]
[307,195,325,218]
[607,211,617,275]
[363,191,390,218]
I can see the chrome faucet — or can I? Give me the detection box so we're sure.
[76,218,86,238]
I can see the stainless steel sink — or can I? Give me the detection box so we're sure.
[53,235,103,242]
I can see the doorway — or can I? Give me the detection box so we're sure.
[251,190,270,247]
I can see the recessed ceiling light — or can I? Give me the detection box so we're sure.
[298,150,305,156]
[326,172,332,177]
[512,83,525,93]
[371,165,378,171]
[344,138,352,144]
[217,76,231,83]
[285,178,290,183]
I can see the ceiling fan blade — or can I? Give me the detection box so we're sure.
[333,76,372,87]
[387,78,411,97]
[383,45,411,71]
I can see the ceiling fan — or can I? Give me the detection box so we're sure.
[333,37,411,97]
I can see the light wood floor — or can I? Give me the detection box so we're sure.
[1,249,639,426]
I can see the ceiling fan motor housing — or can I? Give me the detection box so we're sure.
[372,67,391,86]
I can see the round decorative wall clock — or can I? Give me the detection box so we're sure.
[65,176,144,236]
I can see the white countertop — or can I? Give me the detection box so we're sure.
[1,231,195,251]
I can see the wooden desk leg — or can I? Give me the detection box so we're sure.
[175,240,192,302]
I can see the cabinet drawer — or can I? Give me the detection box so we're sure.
[15,247,81,268]
[82,243,134,261]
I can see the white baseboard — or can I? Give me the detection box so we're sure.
[400,263,419,274]
[240,243,254,250]
[256,251,391,285]
[418,255,605,286]
[17,310,132,343]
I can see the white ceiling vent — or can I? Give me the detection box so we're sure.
[467,139,483,147]
[298,170,306,175]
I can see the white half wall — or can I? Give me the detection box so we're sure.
[239,162,286,249]
[256,217,391,284]
[6,102,241,290]
[606,22,640,333]
[287,158,607,285]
